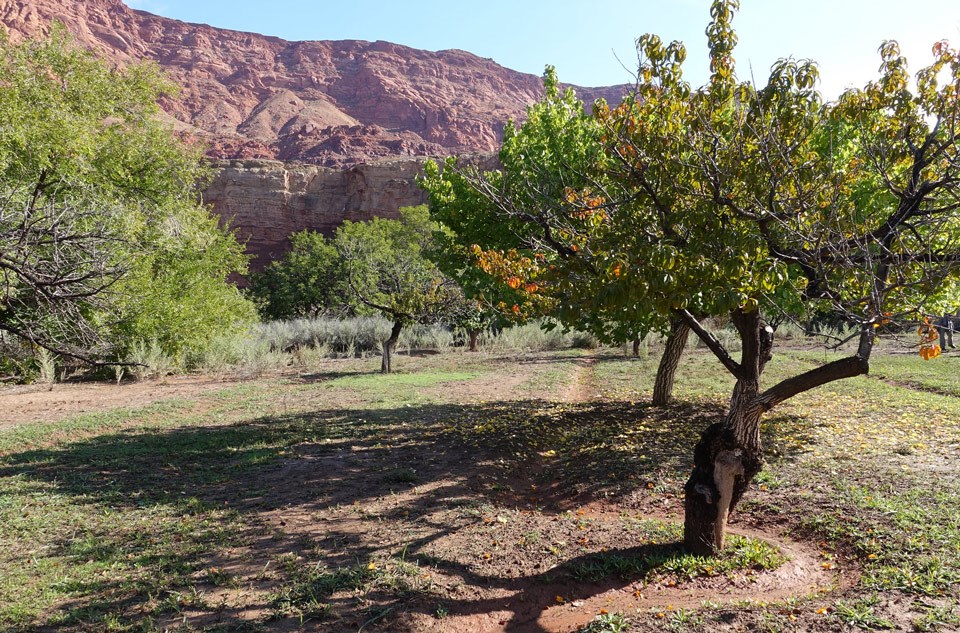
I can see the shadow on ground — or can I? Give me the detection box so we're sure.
[0,397,818,632]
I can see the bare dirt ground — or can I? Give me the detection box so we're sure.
[4,349,915,633]
[0,374,247,428]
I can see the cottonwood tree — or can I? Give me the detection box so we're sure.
[334,206,465,373]
[424,0,960,554]
[0,27,253,367]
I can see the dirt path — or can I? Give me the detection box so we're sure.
[560,355,598,403]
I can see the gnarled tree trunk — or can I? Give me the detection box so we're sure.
[652,317,690,406]
[683,381,764,554]
[381,319,403,373]
[678,307,874,554]
[680,308,771,554]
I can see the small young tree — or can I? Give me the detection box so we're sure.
[334,206,463,373]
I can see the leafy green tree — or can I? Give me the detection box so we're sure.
[110,206,255,364]
[422,67,691,403]
[423,1,960,554]
[0,27,253,367]
[334,206,464,373]
[248,230,350,320]
[425,219,531,352]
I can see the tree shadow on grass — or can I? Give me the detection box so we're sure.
[269,539,695,632]
[0,398,817,631]
[297,369,376,383]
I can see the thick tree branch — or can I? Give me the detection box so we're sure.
[757,355,869,411]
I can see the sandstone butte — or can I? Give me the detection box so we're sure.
[0,0,628,267]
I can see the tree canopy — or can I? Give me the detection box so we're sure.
[0,27,254,368]
[248,230,349,321]
[334,206,467,372]
[253,206,474,371]
[421,0,960,553]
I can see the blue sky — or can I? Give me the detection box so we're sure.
[126,0,960,98]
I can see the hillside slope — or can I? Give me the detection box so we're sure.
[0,0,627,168]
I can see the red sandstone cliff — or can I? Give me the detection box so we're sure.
[0,0,628,168]
[0,0,628,267]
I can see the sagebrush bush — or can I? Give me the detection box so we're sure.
[167,317,607,376]
[478,321,596,352]
[127,338,176,380]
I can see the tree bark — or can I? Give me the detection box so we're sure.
[381,319,403,374]
[652,318,690,406]
[468,329,480,352]
[683,381,764,555]
[681,312,875,554]
[632,338,641,357]
[682,308,770,554]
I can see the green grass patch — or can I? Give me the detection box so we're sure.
[270,553,430,622]
[868,351,960,397]
[328,370,480,389]
[571,521,786,584]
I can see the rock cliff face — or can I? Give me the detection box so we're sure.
[204,159,432,267]
[1,0,627,265]
[0,0,625,167]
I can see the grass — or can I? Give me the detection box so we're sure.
[270,554,429,622]
[1,345,959,631]
[570,530,786,583]
[913,601,960,631]
[833,595,895,630]
[579,612,630,632]
[327,370,480,389]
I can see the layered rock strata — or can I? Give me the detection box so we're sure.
[2,0,627,264]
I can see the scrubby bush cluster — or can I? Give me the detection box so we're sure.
[0,28,255,380]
